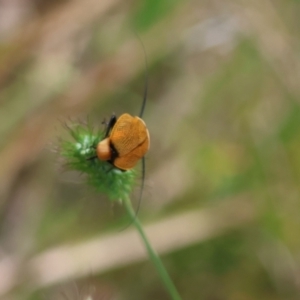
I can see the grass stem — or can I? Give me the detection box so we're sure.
[123,195,182,300]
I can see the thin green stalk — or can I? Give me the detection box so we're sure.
[123,195,182,300]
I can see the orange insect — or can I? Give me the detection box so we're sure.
[95,39,149,223]
[96,40,149,176]
[96,113,150,170]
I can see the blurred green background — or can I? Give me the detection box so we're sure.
[1,0,300,299]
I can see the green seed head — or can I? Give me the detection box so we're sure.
[60,122,137,201]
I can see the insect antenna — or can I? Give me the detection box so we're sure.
[137,35,148,119]
[121,157,145,231]
[136,156,146,216]
[135,35,148,220]
[121,36,148,230]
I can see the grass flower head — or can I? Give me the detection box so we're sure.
[60,121,137,201]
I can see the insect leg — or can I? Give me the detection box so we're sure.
[105,114,117,137]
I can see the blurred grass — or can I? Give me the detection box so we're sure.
[1,0,300,299]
